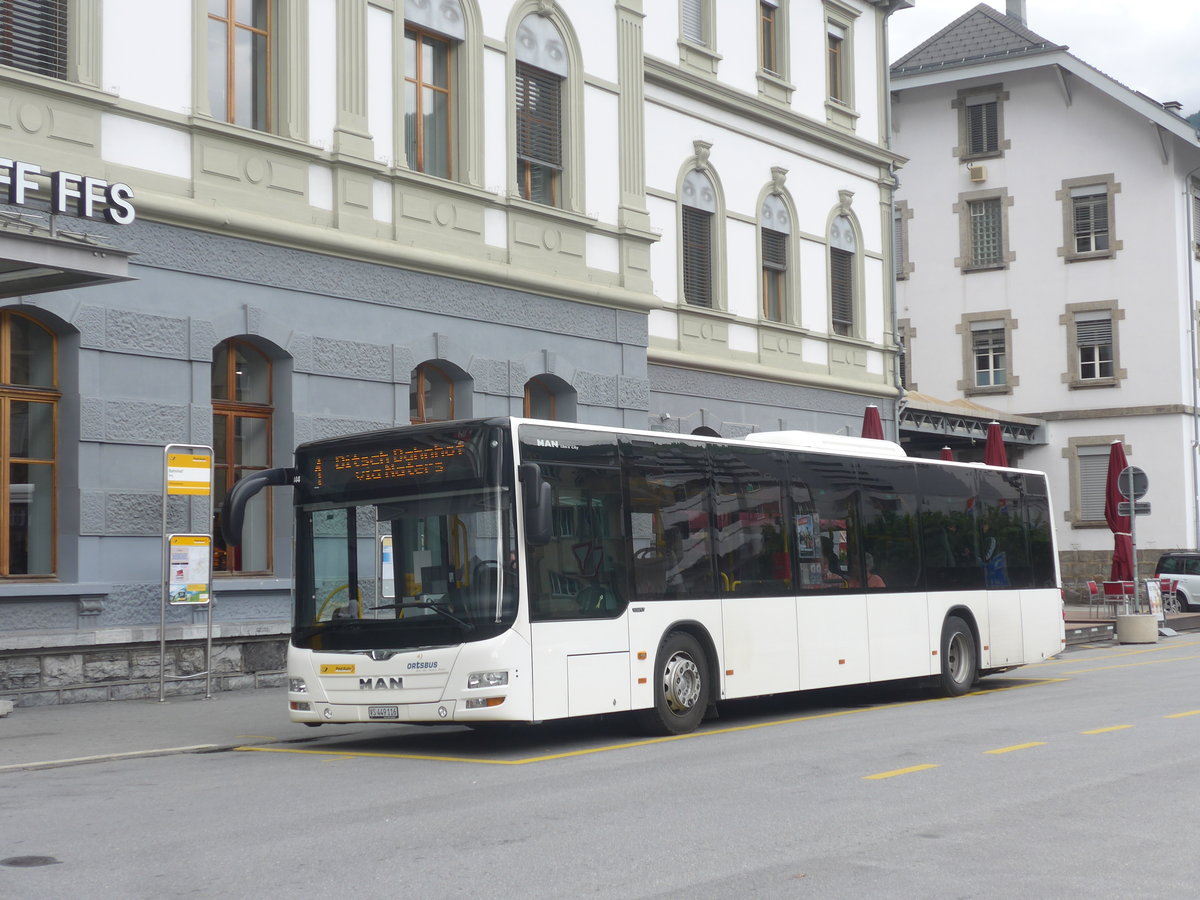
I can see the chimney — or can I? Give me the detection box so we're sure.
[1006,0,1027,24]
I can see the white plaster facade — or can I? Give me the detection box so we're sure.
[891,7,1200,561]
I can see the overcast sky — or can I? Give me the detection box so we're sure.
[888,1,1200,115]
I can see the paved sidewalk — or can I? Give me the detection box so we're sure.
[0,686,321,773]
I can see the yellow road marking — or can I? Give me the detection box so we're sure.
[863,764,939,780]
[233,678,1060,766]
[1060,654,1200,675]
[1165,710,1200,718]
[1081,725,1133,734]
[985,741,1046,754]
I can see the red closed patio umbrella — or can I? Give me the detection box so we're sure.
[983,421,1008,467]
[939,446,955,461]
[861,405,884,440]
[1104,440,1134,581]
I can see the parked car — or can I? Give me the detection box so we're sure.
[1153,552,1200,612]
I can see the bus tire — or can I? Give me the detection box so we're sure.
[939,615,976,697]
[637,630,710,736]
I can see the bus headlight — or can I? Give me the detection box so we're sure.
[467,670,509,689]
[290,678,308,693]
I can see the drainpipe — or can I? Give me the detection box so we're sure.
[1186,163,1200,548]
[881,2,911,440]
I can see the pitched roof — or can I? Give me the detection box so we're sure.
[891,2,1065,76]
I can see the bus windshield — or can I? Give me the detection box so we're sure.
[292,424,517,651]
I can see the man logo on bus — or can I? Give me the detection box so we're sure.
[359,677,403,690]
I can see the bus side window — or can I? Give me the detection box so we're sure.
[624,440,715,601]
[859,460,920,590]
[711,445,790,597]
[527,463,627,621]
[790,454,859,593]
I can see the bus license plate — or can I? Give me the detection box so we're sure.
[368,706,399,719]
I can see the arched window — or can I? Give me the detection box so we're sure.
[1,310,57,576]
[682,168,716,307]
[212,339,273,574]
[760,193,791,322]
[524,374,576,421]
[404,0,465,178]
[514,13,567,206]
[829,214,857,336]
[411,361,456,423]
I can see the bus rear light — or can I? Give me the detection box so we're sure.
[290,701,311,711]
[465,696,505,709]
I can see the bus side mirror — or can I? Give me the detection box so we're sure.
[221,467,296,546]
[519,463,553,546]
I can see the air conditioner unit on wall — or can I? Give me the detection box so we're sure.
[968,165,988,183]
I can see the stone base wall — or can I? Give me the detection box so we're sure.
[0,636,287,708]
[1058,548,1177,603]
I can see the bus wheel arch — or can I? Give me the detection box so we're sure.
[636,623,716,736]
[939,611,979,696]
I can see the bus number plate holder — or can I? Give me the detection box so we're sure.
[368,705,399,719]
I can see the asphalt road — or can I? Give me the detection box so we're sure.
[4,638,1200,899]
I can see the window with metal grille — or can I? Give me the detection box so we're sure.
[973,326,1006,387]
[1076,314,1113,380]
[830,248,853,336]
[515,61,562,206]
[969,198,1002,267]
[208,0,271,131]
[759,0,778,74]
[1072,188,1109,253]
[966,100,998,155]
[0,0,66,79]
[683,206,713,307]
[1192,185,1200,254]
[682,0,705,44]
[1077,446,1110,521]
[893,207,908,279]
[761,228,786,321]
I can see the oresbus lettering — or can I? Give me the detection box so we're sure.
[0,158,136,225]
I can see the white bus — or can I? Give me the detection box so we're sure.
[222,418,1064,735]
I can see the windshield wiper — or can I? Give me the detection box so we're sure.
[370,601,475,631]
[293,618,373,641]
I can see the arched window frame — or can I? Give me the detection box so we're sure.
[758,177,795,324]
[398,0,484,183]
[676,143,726,310]
[523,373,576,421]
[826,199,863,338]
[410,361,459,424]
[212,338,274,575]
[0,309,58,577]
[506,3,585,213]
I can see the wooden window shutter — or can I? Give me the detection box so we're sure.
[830,247,853,333]
[516,62,562,169]
[0,0,68,79]
[682,206,712,307]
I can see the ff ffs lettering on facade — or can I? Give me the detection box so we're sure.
[1,156,135,224]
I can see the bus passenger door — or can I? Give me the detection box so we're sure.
[524,462,631,721]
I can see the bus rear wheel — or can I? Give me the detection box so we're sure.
[939,615,977,696]
[637,631,710,736]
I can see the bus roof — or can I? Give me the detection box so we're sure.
[745,430,908,459]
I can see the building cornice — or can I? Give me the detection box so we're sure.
[644,56,905,171]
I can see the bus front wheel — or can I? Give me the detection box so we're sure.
[637,630,710,736]
[939,615,977,696]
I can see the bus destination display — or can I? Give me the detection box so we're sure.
[303,439,471,496]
